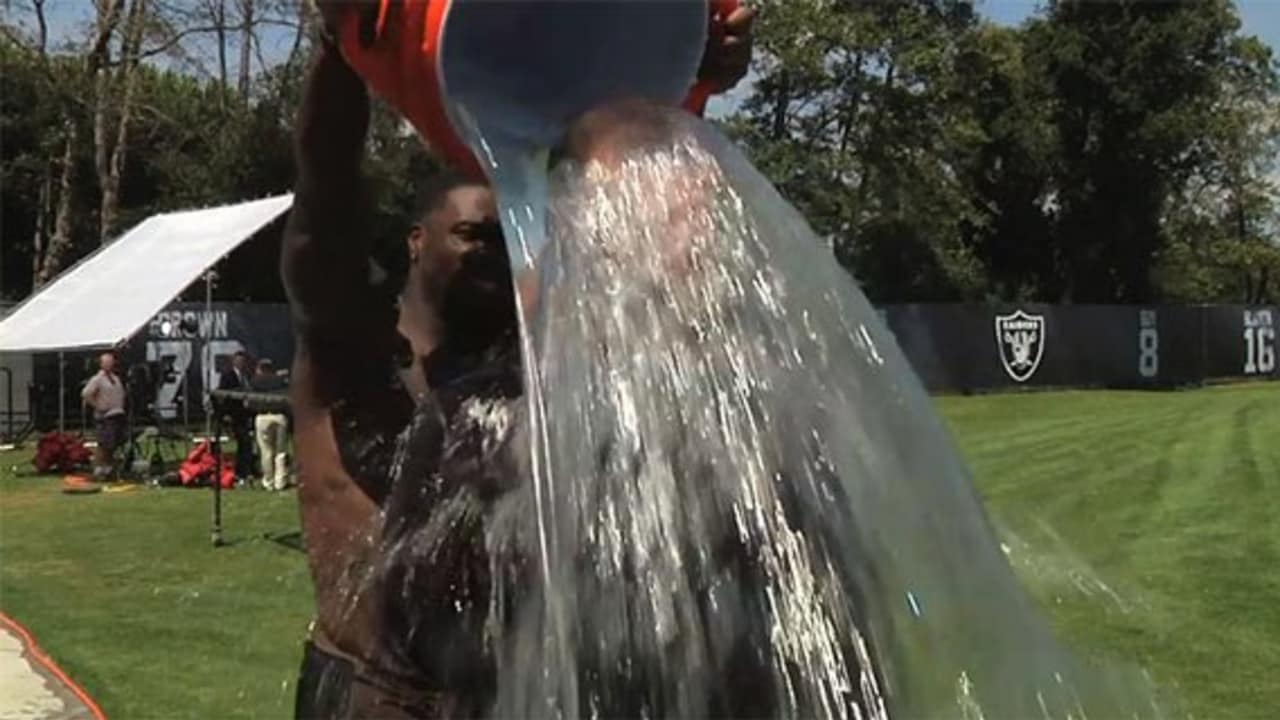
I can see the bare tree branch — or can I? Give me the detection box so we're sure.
[86,0,124,74]
[36,122,78,288]
[90,0,125,242]
[107,0,148,236]
[238,0,253,99]
[31,0,48,55]
[129,23,224,61]
[213,0,228,92]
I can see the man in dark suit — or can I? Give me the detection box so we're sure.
[217,350,256,482]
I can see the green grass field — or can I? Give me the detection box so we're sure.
[1,383,1277,719]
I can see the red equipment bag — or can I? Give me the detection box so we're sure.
[178,441,236,489]
[33,432,92,474]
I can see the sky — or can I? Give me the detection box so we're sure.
[33,0,1279,60]
[981,0,1279,49]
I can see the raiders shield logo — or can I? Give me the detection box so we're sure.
[995,310,1046,382]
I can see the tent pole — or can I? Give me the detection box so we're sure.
[58,351,65,432]
[203,270,215,441]
[212,409,224,547]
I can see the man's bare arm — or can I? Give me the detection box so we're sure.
[281,41,398,404]
[282,42,403,665]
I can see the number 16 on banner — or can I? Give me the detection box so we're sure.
[1243,309,1276,375]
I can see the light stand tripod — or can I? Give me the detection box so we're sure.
[122,362,188,483]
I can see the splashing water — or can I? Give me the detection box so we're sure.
[417,5,1167,717]
[432,110,1166,718]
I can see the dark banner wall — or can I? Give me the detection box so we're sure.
[26,303,1277,428]
[123,302,294,420]
[880,304,1279,392]
[30,303,295,428]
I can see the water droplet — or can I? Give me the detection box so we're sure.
[907,591,923,618]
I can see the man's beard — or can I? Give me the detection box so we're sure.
[441,276,518,352]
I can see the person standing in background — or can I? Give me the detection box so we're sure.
[251,358,292,491]
[81,351,127,479]
[217,350,256,483]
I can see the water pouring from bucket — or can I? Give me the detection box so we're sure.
[328,0,736,271]
[323,1,1168,717]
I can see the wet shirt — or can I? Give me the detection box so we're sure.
[337,339,524,708]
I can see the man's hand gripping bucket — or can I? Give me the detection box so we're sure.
[329,0,738,179]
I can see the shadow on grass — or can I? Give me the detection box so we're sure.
[264,530,304,553]
[210,531,303,552]
[209,530,302,550]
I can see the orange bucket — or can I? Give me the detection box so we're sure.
[336,0,737,177]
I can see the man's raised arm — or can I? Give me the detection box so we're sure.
[281,41,398,401]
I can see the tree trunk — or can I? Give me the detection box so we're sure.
[99,0,149,244]
[215,0,229,95]
[36,123,79,288]
[32,0,49,55]
[87,0,124,71]
[30,161,53,284]
[92,63,113,213]
[837,51,867,167]
[863,59,896,214]
[287,0,311,68]
[770,71,790,141]
[90,0,124,244]
[275,0,313,101]
[1234,192,1247,243]
[238,0,254,99]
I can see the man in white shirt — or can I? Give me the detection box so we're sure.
[81,351,127,478]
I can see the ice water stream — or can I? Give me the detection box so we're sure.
[427,4,1167,719]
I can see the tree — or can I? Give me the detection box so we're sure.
[731,0,1277,305]
[2,0,431,303]
[730,0,987,302]
[1,0,309,297]
[1,22,95,292]
[1156,32,1279,304]
[1030,0,1258,302]
[94,0,151,245]
[950,24,1060,301]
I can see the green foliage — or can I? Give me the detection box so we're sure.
[732,0,987,301]
[3,1,1278,305]
[1,41,96,292]
[1,24,437,302]
[731,0,1280,303]
[951,24,1059,301]
[1030,0,1268,302]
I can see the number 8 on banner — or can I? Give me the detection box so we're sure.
[1243,309,1275,375]
[1138,309,1159,379]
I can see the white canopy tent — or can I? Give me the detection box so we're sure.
[0,194,293,352]
[0,194,293,430]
